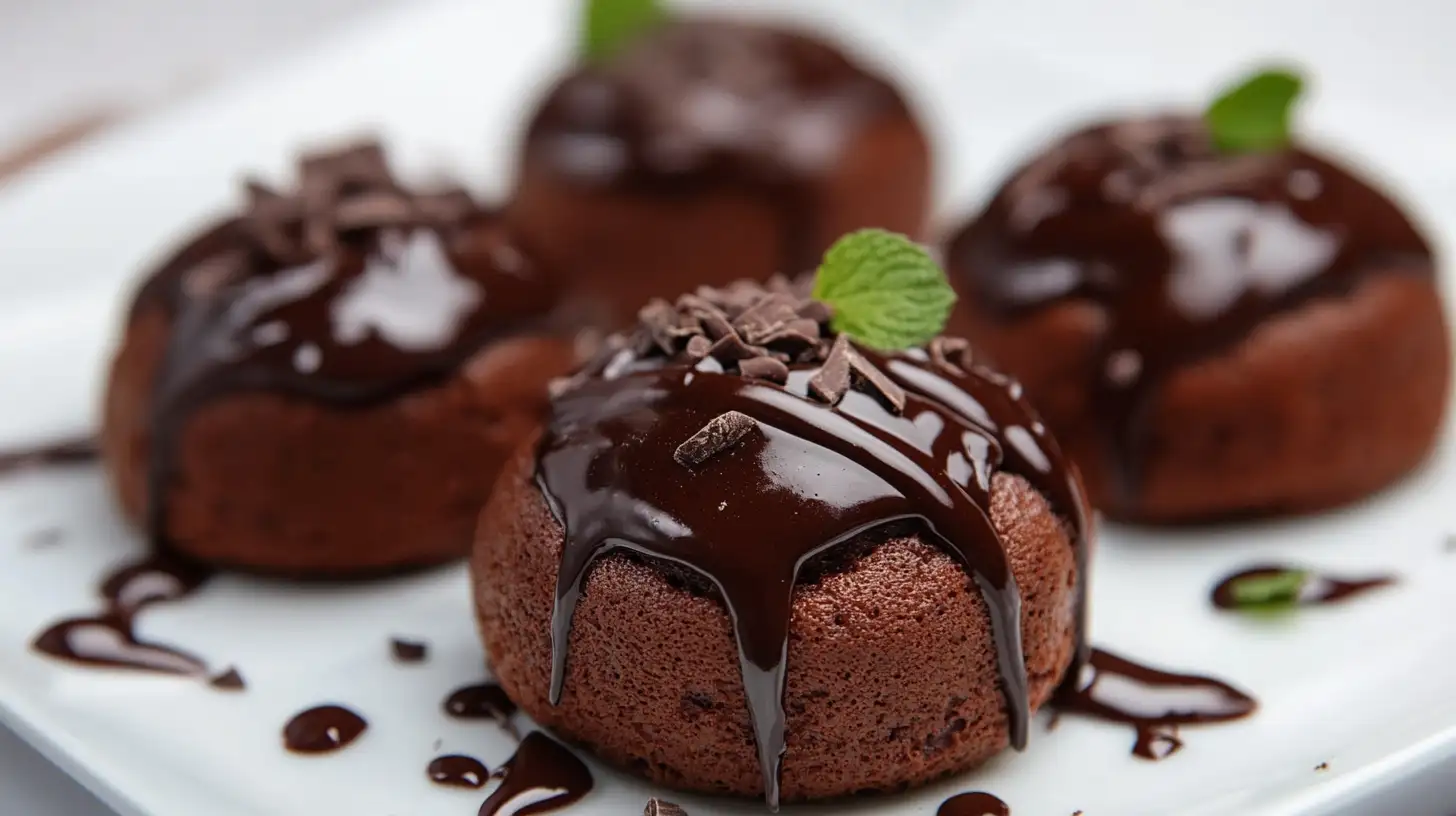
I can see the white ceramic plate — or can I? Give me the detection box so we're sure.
[1,1,1455,814]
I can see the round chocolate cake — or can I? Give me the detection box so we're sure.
[472,278,1091,803]
[509,18,933,324]
[102,142,582,575]
[945,115,1450,522]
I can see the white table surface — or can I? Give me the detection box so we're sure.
[2,1,1454,813]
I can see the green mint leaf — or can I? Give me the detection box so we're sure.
[582,0,666,61]
[1205,67,1304,153]
[1229,569,1308,610]
[811,228,957,351]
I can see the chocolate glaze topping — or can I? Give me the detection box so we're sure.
[1052,647,1256,759]
[523,19,912,276]
[1211,564,1393,609]
[948,116,1433,496]
[477,731,593,816]
[132,141,564,544]
[282,704,367,753]
[31,553,213,675]
[938,791,1011,816]
[537,279,1091,807]
[428,754,490,789]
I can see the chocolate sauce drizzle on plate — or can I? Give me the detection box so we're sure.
[524,19,913,277]
[282,704,368,753]
[132,142,563,547]
[428,754,491,789]
[0,436,98,476]
[1052,647,1256,759]
[477,731,593,816]
[536,280,1091,807]
[938,791,1011,816]
[444,681,520,738]
[391,637,429,663]
[31,552,213,675]
[948,116,1433,496]
[1211,564,1393,609]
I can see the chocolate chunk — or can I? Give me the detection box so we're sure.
[734,294,799,343]
[929,336,972,374]
[849,352,907,414]
[674,411,758,468]
[796,299,833,325]
[390,637,428,663]
[739,356,789,384]
[808,334,853,405]
[684,335,713,361]
[644,799,689,816]
[333,191,417,230]
[707,332,765,363]
[209,667,246,690]
[759,317,820,351]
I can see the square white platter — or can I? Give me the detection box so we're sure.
[0,1,1454,814]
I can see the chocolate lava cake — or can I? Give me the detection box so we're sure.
[102,142,582,575]
[509,18,933,324]
[472,275,1091,803]
[945,111,1450,522]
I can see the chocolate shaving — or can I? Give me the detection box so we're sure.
[707,332,764,363]
[849,352,906,414]
[333,192,418,230]
[739,356,789,384]
[644,799,689,816]
[929,336,972,374]
[684,335,713,361]
[796,299,833,324]
[808,334,853,405]
[674,411,758,468]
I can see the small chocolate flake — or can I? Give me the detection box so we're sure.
[739,356,789,384]
[684,335,713,361]
[929,336,972,374]
[796,299,833,324]
[644,799,689,816]
[808,335,853,405]
[674,411,758,468]
[694,306,736,341]
[391,637,428,663]
[706,332,763,363]
[333,191,417,230]
[759,317,820,352]
[209,667,245,690]
[1314,762,1329,772]
[849,352,907,414]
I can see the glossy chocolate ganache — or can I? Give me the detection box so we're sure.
[132,142,565,545]
[536,279,1092,807]
[521,19,917,278]
[948,115,1433,497]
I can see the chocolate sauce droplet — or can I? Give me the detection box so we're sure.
[31,553,213,675]
[477,732,592,816]
[938,791,1011,816]
[444,682,518,722]
[282,704,367,753]
[1211,565,1393,609]
[0,436,98,476]
[428,754,490,788]
[391,637,428,663]
[948,116,1434,499]
[537,283,1091,808]
[209,667,246,690]
[1053,648,1256,759]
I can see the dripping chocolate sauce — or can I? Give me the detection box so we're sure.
[133,142,562,550]
[938,791,1011,816]
[428,754,490,789]
[0,436,98,476]
[523,19,913,283]
[1052,647,1256,759]
[477,731,593,816]
[282,704,368,753]
[948,115,1434,497]
[1211,565,1394,609]
[536,286,1091,809]
[31,552,213,676]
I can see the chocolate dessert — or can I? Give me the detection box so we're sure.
[509,16,933,325]
[472,232,1091,804]
[101,141,582,574]
[945,70,1450,521]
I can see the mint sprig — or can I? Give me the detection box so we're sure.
[581,0,666,62]
[1228,568,1308,610]
[811,229,957,351]
[1205,67,1304,154]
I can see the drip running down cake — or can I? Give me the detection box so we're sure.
[509,16,933,325]
[102,142,583,574]
[472,231,1091,804]
[944,70,1450,521]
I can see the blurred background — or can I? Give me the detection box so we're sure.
[1,1,1453,813]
